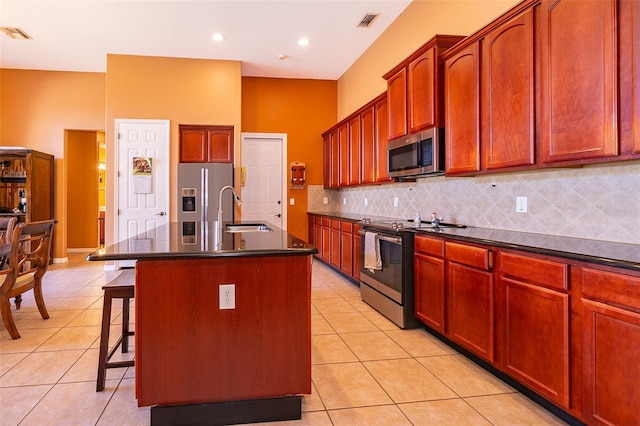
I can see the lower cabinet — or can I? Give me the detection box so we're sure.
[446,242,495,362]
[579,266,640,426]
[496,251,570,409]
[309,214,362,282]
[414,235,445,333]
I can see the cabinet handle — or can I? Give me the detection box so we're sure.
[488,251,494,270]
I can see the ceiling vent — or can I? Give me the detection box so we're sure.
[357,13,379,28]
[0,27,33,40]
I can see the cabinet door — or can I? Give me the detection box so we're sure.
[374,97,393,183]
[414,252,445,333]
[540,0,617,163]
[498,276,569,408]
[330,220,341,268]
[315,222,323,258]
[445,43,481,174]
[180,128,207,163]
[352,224,361,281]
[360,106,376,184]
[482,10,535,169]
[321,223,330,261]
[582,299,640,425]
[447,261,494,361]
[348,116,361,186]
[207,128,233,163]
[408,48,435,133]
[619,0,640,156]
[340,230,353,276]
[338,124,349,187]
[322,134,331,188]
[330,128,340,188]
[307,215,315,246]
[387,68,407,140]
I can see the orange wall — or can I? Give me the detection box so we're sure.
[66,130,99,248]
[337,0,520,119]
[105,54,242,246]
[0,69,106,260]
[241,77,337,240]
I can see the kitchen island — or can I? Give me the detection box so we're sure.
[87,221,317,425]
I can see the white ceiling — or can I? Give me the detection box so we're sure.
[0,0,411,80]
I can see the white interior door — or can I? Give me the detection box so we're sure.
[241,133,286,229]
[115,119,170,268]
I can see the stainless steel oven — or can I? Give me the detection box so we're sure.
[359,221,420,329]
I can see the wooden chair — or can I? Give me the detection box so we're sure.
[0,217,17,270]
[0,219,57,339]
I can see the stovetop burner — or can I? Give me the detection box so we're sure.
[361,217,467,233]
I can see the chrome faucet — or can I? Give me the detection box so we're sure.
[215,185,242,250]
[217,185,242,226]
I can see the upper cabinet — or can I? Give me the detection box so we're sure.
[384,35,465,141]
[482,9,535,170]
[179,125,234,163]
[444,0,639,175]
[322,93,390,189]
[539,0,617,164]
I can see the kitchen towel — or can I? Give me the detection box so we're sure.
[364,231,382,272]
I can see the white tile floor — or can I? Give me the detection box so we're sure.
[0,253,568,425]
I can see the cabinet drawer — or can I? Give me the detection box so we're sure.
[321,217,331,227]
[446,242,491,270]
[581,267,640,312]
[415,235,444,258]
[331,219,341,229]
[500,251,568,291]
[341,221,353,233]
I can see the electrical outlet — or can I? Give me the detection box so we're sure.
[364,198,368,206]
[516,196,528,213]
[393,197,399,208]
[343,197,346,205]
[323,197,328,204]
[289,198,295,205]
[219,284,235,309]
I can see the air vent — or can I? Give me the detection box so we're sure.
[357,13,379,28]
[0,27,32,40]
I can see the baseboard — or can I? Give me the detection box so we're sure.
[53,257,69,264]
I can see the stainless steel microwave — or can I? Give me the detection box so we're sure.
[387,128,445,178]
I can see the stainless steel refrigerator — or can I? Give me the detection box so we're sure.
[177,163,234,223]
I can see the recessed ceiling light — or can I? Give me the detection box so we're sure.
[212,33,224,42]
[0,27,32,40]
[298,38,309,47]
[278,54,287,60]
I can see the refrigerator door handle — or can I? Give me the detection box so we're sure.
[201,167,208,221]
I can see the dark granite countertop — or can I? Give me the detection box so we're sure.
[309,211,640,273]
[87,221,317,262]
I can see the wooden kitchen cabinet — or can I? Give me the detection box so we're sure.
[444,42,481,174]
[446,241,494,362]
[482,9,535,170]
[539,0,617,164]
[374,96,392,183]
[352,223,361,281]
[179,125,234,163]
[338,124,349,187]
[360,105,376,184]
[385,35,464,140]
[618,0,640,158]
[579,266,640,426]
[496,251,570,409]
[321,217,330,261]
[348,115,361,186]
[414,235,446,334]
[330,219,341,268]
[386,68,407,140]
[340,221,353,276]
[322,134,331,188]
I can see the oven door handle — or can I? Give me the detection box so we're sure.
[359,230,402,245]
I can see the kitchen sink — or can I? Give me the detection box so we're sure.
[225,223,273,233]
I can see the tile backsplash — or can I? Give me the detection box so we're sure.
[308,160,640,244]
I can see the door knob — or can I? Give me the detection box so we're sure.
[156,212,166,216]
